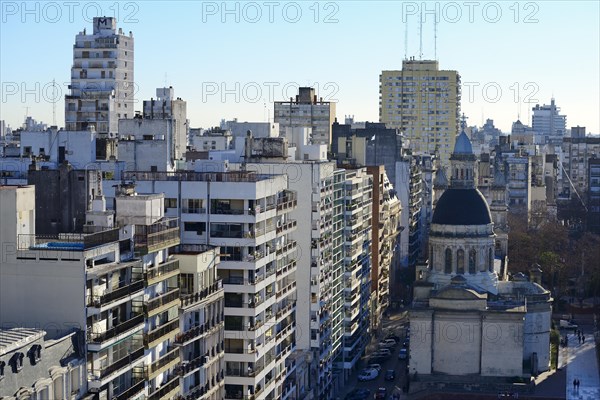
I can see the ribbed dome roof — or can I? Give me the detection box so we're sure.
[432,188,492,225]
[453,131,473,154]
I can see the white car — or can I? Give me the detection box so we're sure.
[367,363,382,372]
[378,339,397,348]
[375,348,392,356]
[357,368,379,381]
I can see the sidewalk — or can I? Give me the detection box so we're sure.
[565,330,600,400]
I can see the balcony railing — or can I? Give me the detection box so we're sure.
[175,319,223,345]
[276,220,297,234]
[180,279,223,308]
[88,314,144,343]
[134,218,180,255]
[18,228,119,251]
[91,346,145,379]
[87,280,144,307]
[114,378,145,400]
[144,319,180,348]
[146,346,180,379]
[145,288,180,314]
[148,374,179,400]
[146,259,180,285]
[276,241,297,256]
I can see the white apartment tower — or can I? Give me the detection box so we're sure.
[65,17,134,135]
[274,87,337,147]
[532,99,567,140]
[380,59,461,168]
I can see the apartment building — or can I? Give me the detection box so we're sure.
[380,59,461,168]
[104,170,298,400]
[274,87,336,147]
[65,17,134,136]
[340,169,372,375]
[561,129,600,199]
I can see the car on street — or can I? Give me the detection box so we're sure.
[345,388,371,400]
[398,348,408,360]
[374,387,387,399]
[386,334,401,342]
[375,348,392,356]
[358,368,379,381]
[384,369,396,381]
[368,363,382,372]
[378,339,397,348]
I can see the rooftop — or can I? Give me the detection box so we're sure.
[122,170,277,183]
[0,328,45,357]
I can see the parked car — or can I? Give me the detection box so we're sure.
[384,369,396,381]
[346,388,371,400]
[375,348,392,356]
[374,387,387,399]
[358,368,379,381]
[386,334,401,342]
[378,339,397,348]
[398,348,408,360]
[368,363,382,372]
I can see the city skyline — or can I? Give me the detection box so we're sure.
[1,1,599,133]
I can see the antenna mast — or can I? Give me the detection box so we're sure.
[419,12,423,59]
[404,15,408,60]
[434,17,437,60]
[52,79,57,126]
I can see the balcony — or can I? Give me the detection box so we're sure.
[114,378,145,400]
[87,280,144,308]
[276,241,297,256]
[175,320,223,345]
[148,374,180,400]
[146,346,180,380]
[180,279,223,308]
[134,218,180,255]
[87,314,144,346]
[277,192,297,211]
[144,319,180,349]
[145,288,180,317]
[89,346,145,381]
[276,220,297,235]
[146,259,180,285]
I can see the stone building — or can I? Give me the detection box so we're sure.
[411,132,552,387]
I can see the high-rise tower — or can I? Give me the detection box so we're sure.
[65,17,134,136]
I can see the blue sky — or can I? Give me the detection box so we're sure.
[1,1,599,133]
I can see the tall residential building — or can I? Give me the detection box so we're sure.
[561,130,600,199]
[65,17,134,136]
[274,87,336,147]
[118,87,188,171]
[340,169,373,375]
[105,170,299,400]
[366,166,401,332]
[532,98,566,141]
[380,59,461,167]
[588,158,600,234]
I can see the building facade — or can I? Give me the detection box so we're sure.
[380,59,461,167]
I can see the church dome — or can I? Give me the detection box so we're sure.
[453,131,473,154]
[431,188,492,225]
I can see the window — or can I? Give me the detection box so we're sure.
[183,199,203,214]
[29,345,41,364]
[10,352,24,372]
[489,248,494,272]
[456,249,465,274]
[184,222,206,235]
[469,249,477,274]
[180,273,194,295]
[164,198,177,210]
[444,248,452,273]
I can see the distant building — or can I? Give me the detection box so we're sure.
[274,87,336,147]
[65,17,134,136]
[532,98,567,142]
[221,119,280,138]
[380,59,461,168]
[588,158,600,234]
[561,129,600,199]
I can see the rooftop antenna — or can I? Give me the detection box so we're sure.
[52,79,57,126]
[460,113,468,132]
[404,15,408,60]
[419,12,423,59]
[434,17,437,60]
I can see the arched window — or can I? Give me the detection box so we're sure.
[457,249,465,274]
[469,249,476,274]
[444,248,452,273]
[489,248,494,272]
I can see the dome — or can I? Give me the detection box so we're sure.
[431,188,492,225]
[453,131,473,154]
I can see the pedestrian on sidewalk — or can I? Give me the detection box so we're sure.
[576,379,580,391]
[573,378,577,391]
[582,335,585,343]
[578,335,581,344]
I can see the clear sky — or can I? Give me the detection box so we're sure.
[1,0,599,133]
